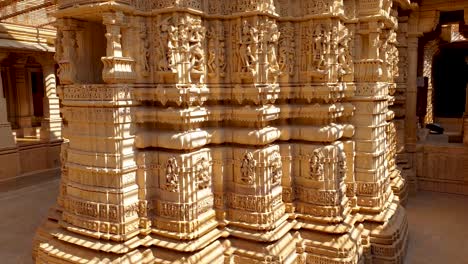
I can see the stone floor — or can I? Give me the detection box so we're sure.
[404,190,468,264]
[0,171,467,264]
[0,169,59,264]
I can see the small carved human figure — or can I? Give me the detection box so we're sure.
[218,41,226,76]
[157,20,176,72]
[167,23,178,70]
[196,157,211,190]
[337,150,347,179]
[165,157,179,192]
[240,151,256,184]
[139,23,150,75]
[267,21,281,82]
[207,29,217,74]
[270,153,282,184]
[239,20,257,73]
[278,24,295,77]
[189,22,205,72]
[311,24,327,72]
[309,149,324,181]
[337,28,353,76]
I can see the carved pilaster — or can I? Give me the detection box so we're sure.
[56,18,80,84]
[101,12,136,83]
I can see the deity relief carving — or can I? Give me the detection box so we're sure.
[195,157,211,190]
[186,17,206,83]
[240,152,256,185]
[238,20,258,75]
[265,21,281,82]
[139,21,150,76]
[164,157,179,192]
[337,27,354,78]
[206,25,226,78]
[338,150,347,178]
[154,17,176,72]
[206,28,217,75]
[278,23,295,77]
[302,22,331,78]
[308,149,325,181]
[270,152,282,185]
[311,23,330,74]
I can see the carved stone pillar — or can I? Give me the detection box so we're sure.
[13,57,34,137]
[423,39,439,125]
[0,53,20,181]
[0,53,15,149]
[405,37,419,149]
[37,56,62,141]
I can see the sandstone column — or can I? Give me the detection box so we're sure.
[37,56,62,141]
[406,37,419,152]
[14,56,34,137]
[0,53,20,180]
[404,12,421,190]
[0,53,15,148]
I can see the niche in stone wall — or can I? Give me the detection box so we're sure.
[75,20,107,84]
[432,42,468,118]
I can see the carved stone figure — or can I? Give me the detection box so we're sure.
[309,149,325,181]
[270,152,282,184]
[139,22,150,76]
[188,21,205,72]
[239,20,258,74]
[207,28,217,74]
[338,150,347,178]
[155,19,175,72]
[196,157,211,190]
[309,23,329,74]
[218,41,226,76]
[278,24,295,76]
[266,21,281,82]
[240,151,256,184]
[165,157,179,192]
[337,27,353,76]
